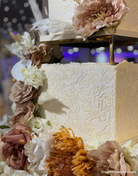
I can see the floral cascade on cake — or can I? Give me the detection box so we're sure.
[0,31,138,176]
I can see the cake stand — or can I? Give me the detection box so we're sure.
[40,33,138,65]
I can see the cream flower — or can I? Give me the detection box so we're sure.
[0,159,6,175]
[24,137,47,176]
[6,42,23,58]
[21,66,45,89]
[6,32,35,58]
[85,138,103,150]
[21,32,35,50]
[28,117,48,134]
[0,115,9,127]
[131,144,138,156]
[11,59,32,81]
[1,164,32,176]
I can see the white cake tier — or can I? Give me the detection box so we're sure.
[41,0,138,41]
[49,0,76,23]
[38,61,138,143]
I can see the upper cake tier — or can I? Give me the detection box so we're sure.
[40,0,138,42]
[38,61,138,144]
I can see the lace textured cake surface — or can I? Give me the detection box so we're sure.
[39,62,138,143]
[39,63,116,143]
[49,0,76,23]
[116,62,138,142]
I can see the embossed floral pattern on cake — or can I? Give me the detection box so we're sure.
[49,0,77,23]
[116,62,138,142]
[39,63,116,142]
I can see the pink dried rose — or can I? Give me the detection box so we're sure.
[0,124,31,170]
[73,0,129,38]
[10,81,37,104]
[9,101,34,127]
[87,141,134,176]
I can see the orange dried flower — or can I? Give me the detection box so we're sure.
[46,127,93,176]
[72,149,93,176]
[52,126,84,152]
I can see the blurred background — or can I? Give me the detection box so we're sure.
[0,0,138,117]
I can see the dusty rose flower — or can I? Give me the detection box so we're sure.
[10,81,37,104]
[0,124,31,170]
[73,0,129,38]
[87,141,134,176]
[9,101,34,127]
[25,44,63,66]
[25,44,51,66]
[108,150,134,176]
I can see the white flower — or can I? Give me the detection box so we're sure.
[24,137,47,176]
[1,164,32,176]
[121,140,138,157]
[0,115,9,126]
[131,144,138,156]
[6,42,23,58]
[6,32,35,58]
[11,59,32,81]
[0,128,11,136]
[28,117,48,134]
[11,103,17,113]
[24,126,54,176]
[85,138,103,150]
[21,32,35,50]
[0,116,10,137]
[21,66,45,89]
[0,158,6,175]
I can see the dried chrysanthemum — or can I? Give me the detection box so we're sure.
[46,127,93,176]
[72,149,93,176]
[52,126,84,152]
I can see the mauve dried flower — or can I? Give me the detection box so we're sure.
[9,101,34,127]
[73,0,129,38]
[0,124,31,170]
[25,44,63,66]
[10,81,37,104]
[87,141,134,176]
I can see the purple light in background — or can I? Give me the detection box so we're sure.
[62,52,80,62]
[92,52,138,62]
[62,48,138,63]
[13,31,18,35]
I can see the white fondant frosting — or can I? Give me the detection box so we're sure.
[116,62,138,142]
[39,62,138,143]
[39,63,116,143]
[48,0,76,23]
